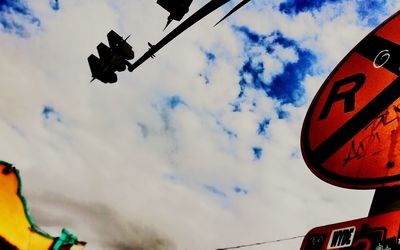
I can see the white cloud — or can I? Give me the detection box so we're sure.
[0,0,393,249]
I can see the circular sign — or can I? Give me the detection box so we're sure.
[301,10,400,189]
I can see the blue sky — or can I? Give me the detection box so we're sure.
[0,0,40,36]
[0,0,398,249]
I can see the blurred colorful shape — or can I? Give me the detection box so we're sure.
[0,161,86,249]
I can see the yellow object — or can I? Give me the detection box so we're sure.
[0,161,86,249]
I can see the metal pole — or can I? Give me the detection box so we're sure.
[368,186,400,216]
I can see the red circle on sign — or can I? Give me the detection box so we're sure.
[301,10,400,189]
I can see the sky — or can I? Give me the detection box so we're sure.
[0,0,399,249]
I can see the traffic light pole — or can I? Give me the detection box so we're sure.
[368,186,400,216]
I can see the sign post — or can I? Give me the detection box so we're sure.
[369,186,400,216]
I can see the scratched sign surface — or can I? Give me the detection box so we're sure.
[301,10,400,189]
[300,211,400,250]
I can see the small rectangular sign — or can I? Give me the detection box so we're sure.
[301,211,400,250]
[327,226,355,249]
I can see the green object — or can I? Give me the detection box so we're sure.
[52,228,79,250]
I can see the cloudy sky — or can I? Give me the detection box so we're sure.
[0,0,399,249]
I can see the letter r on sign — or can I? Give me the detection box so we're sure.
[319,74,366,120]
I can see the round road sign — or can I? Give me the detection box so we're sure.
[301,10,400,189]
